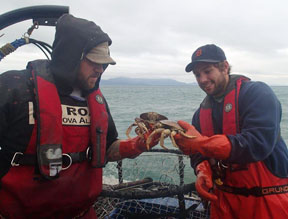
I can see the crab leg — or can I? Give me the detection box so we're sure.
[135,127,144,139]
[136,122,149,135]
[170,131,179,148]
[126,123,136,139]
[146,128,165,150]
[179,131,197,139]
[159,129,170,150]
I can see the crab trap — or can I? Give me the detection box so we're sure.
[94,149,210,219]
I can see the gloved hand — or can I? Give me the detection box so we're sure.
[119,133,159,158]
[195,160,218,202]
[174,120,231,160]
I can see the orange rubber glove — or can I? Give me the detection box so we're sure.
[195,160,218,201]
[174,120,231,160]
[119,133,159,158]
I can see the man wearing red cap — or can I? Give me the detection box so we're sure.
[0,14,157,218]
[174,44,288,218]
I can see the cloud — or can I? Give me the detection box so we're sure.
[1,0,288,85]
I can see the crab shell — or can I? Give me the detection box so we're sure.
[139,112,168,122]
[156,120,184,130]
[139,112,168,131]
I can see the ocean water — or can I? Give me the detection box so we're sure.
[101,85,288,183]
[102,85,288,143]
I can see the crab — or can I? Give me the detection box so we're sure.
[125,112,168,139]
[146,120,196,150]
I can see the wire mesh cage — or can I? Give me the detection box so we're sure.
[95,149,210,218]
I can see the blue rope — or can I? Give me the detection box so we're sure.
[0,38,27,61]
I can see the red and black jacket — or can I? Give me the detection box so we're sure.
[0,60,118,218]
[0,14,118,218]
[191,75,288,179]
[194,75,288,218]
[0,63,118,179]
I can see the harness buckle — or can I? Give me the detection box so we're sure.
[11,152,24,166]
[86,147,91,161]
[218,161,229,169]
[62,153,72,170]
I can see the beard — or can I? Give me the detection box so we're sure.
[76,72,101,91]
[200,73,228,97]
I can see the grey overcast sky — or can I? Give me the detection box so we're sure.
[1,0,288,85]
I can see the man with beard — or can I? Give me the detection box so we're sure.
[174,44,288,218]
[0,14,157,218]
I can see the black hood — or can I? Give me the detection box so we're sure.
[50,14,112,95]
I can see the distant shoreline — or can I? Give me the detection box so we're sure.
[100,77,196,86]
[100,77,287,87]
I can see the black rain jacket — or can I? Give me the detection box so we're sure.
[0,14,118,178]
